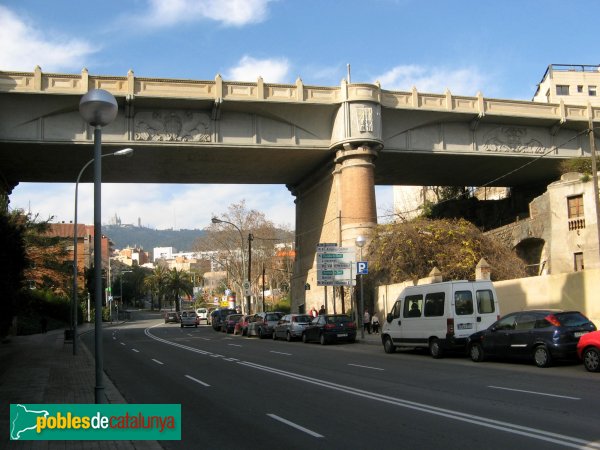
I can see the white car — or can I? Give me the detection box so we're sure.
[196,308,209,324]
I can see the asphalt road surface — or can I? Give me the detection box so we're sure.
[83,314,600,450]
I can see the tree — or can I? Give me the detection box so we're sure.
[164,268,193,311]
[0,200,27,336]
[144,265,169,310]
[368,218,527,285]
[193,200,292,301]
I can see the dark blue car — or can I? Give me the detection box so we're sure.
[301,314,357,345]
[467,310,596,367]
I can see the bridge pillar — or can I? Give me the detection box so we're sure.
[334,144,379,248]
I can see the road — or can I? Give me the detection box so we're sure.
[83,314,600,450]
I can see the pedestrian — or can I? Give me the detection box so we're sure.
[318,304,326,315]
[371,313,380,334]
[310,306,318,318]
[363,309,371,334]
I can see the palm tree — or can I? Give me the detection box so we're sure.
[165,268,193,312]
[144,265,169,310]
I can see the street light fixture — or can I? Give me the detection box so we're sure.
[211,217,251,314]
[356,235,366,339]
[79,88,118,404]
[72,148,133,356]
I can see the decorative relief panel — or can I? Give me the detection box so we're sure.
[356,107,373,132]
[481,127,544,154]
[134,111,211,142]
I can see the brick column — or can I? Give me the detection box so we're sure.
[335,144,379,247]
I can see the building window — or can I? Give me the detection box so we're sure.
[568,195,584,218]
[556,85,570,95]
[577,85,584,93]
[574,252,584,271]
[589,86,597,96]
[567,194,585,230]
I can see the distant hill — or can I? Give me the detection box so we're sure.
[104,224,204,254]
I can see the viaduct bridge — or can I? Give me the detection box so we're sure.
[1,67,598,310]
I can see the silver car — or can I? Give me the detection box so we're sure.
[273,314,312,341]
[180,311,198,328]
[248,312,283,338]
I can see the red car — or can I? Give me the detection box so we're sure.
[234,314,254,336]
[577,330,600,372]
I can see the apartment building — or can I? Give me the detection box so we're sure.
[532,64,600,106]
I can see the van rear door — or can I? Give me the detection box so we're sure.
[453,287,478,339]
[475,287,498,331]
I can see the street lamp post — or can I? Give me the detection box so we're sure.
[356,235,366,339]
[211,217,251,314]
[119,270,133,309]
[72,148,133,356]
[79,89,118,404]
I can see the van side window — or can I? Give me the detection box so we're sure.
[391,301,401,319]
[476,289,495,314]
[403,294,423,318]
[454,290,473,315]
[424,292,444,317]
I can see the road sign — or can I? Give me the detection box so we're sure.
[357,261,368,275]
[317,246,356,286]
[242,280,251,296]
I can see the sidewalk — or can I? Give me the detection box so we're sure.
[356,330,383,346]
[0,324,162,449]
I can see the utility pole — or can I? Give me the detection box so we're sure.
[588,114,600,262]
[247,233,253,314]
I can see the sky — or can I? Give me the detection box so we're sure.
[3,0,600,233]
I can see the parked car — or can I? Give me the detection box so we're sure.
[577,330,600,372]
[234,315,254,336]
[302,314,357,345]
[164,312,180,324]
[467,310,596,368]
[273,314,312,341]
[180,311,198,328]
[247,312,284,338]
[210,308,238,331]
[196,307,209,324]
[222,314,244,334]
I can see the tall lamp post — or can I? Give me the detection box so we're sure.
[79,89,118,404]
[211,217,251,314]
[356,235,366,339]
[72,148,133,356]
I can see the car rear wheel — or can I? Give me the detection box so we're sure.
[383,336,396,354]
[286,332,292,342]
[429,338,444,359]
[302,332,308,343]
[533,345,552,368]
[583,347,600,372]
[469,343,484,362]
[319,333,327,345]
[272,331,277,340]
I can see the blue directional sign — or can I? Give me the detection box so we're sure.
[357,261,368,275]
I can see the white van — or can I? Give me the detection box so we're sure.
[381,280,499,358]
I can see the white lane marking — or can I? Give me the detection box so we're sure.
[131,348,140,353]
[348,363,384,371]
[211,354,224,358]
[144,325,593,449]
[223,358,239,362]
[239,361,598,450]
[120,342,126,346]
[152,359,164,365]
[228,344,242,347]
[270,351,292,356]
[185,375,210,387]
[488,386,580,400]
[267,414,323,438]
[199,337,211,341]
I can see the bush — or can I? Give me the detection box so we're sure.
[16,289,72,335]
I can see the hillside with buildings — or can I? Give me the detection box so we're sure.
[104,224,205,253]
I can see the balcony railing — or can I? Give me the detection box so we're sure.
[568,218,586,230]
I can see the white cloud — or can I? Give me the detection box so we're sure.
[0,6,96,72]
[136,0,273,28]
[225,55,290,83]
[374,64,488,96]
